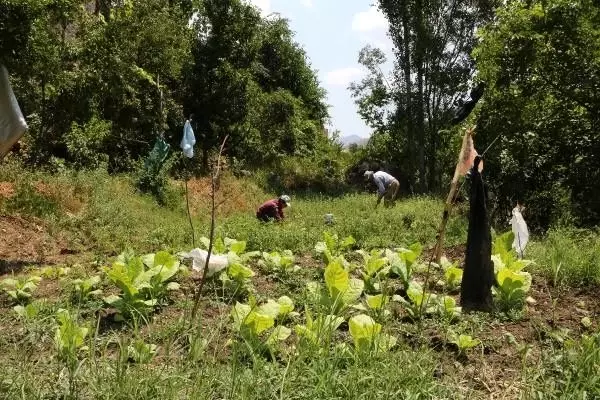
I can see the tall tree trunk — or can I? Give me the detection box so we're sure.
[414,0,426,193]
[400,4,414,190]
[427,104,438,192]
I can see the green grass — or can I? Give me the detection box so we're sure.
[0,166,468,256]
[528,227,600,288]
[0,335,451,399]
[218,194,467,254]
[521,333,600,399]
[2,165,600,399]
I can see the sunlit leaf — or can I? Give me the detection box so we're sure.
[266,325,291,345]
[277,296,294,315]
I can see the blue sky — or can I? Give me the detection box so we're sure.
[248,0,394,139]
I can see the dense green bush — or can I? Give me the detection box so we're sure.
[135,156,181,208]
[64,117,111,170]
[253,138,354,195]
[3,0,328,176]
[474,0,600,229]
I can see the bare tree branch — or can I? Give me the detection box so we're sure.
[190,135,229,323]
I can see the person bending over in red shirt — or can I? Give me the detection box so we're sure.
[256,195,291,222]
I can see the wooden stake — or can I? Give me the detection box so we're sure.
[432,126,474,263]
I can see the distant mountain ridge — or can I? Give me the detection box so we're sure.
[339,134,368,148]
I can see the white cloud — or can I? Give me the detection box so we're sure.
[300,0,313,7]
[325,67,364,86]
[352,6,388,33]
[368,38,391,52]
[247,0,271,15]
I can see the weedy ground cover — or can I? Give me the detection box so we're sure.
[0,168,599,399]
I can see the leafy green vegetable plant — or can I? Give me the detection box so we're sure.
[440,257,463,292]
[54,309,89,397]
[70,275,103,303]
[448,331,481,357]
[127,339,158,364]
[436,295,461,321]
[492,231,534,311]
[199,236,260,261]
[217,255,256,300]
[295,311,344,350]
[357,249,388,294]
[259,250,300,276]
[306,257,364,316]
[364,293,392,322]
[395,282,437,320]
[230,296,294,359]
[13,302,42,321]
[314,232,356,264]
[386,243,422,290]
[1,275,42,304]
[39,266,71,279]
[494,267,532,311]
[103,251,181,321]
[55,309,89,360]
[348,314,397,356]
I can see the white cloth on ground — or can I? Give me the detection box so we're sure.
[181,248,229,277]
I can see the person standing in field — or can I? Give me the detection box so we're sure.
[364,170,400,208]
[256,195,291,222]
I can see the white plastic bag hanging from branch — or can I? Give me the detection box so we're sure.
[511,205,529,258]
[0,65,28,160]
[180,119,196,158]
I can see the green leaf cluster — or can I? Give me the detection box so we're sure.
[492,232,533,311]
[103,251,181,321]
[231,296,295,358]
[1,276,42,304]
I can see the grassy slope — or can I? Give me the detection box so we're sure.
[0,165,469,256]
[1,165,600,399]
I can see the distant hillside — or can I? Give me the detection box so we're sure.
[340,135,368,148]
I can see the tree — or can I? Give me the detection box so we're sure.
[352,0,498,193]
[0,0,44,69]
[2,0,329,175]
[5,0,191,169]
[184,0,327,171]
[474,0,600,228]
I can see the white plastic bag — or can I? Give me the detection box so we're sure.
[511,206,529,258]
[182,248,228,277]
[180,119,196,158]
[0,65,27,160]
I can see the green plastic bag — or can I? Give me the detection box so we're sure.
[143,137,170,176]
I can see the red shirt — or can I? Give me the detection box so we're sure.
[256,199,284,221]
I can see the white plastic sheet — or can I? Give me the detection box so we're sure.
[182,248,228,277]
[511,206,529,258]
[180,120,196,158]
[0,65,27,160]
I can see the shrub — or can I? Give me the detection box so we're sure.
[64,117,111,170]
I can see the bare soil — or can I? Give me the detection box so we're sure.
[0,215,80,274]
